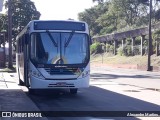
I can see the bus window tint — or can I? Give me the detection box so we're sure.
[40,33,59,64]
[30,32,89,65]
[62,33,88,64]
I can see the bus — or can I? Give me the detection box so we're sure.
[16,20,90,94]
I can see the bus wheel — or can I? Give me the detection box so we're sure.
[70,88,78,94]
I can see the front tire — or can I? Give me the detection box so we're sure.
[70,88,78,94]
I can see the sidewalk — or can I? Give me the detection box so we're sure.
[0,72,48,120]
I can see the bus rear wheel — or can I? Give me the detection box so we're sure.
[70,88,78,94]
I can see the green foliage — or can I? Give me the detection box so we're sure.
[109,45,114,54]
[126,46,132,56]
[152,30,160,54]
[0,14,7,31]
[92,0,104,4]
[90,42,103,54]
[78,3,109,36]
[133,46,140,55]
[155,9,160,21]
[78,0,160,37]
[101,43,106,52]
[153,30,160,39]
[105,43,114,54]
[1,0,40,44]
[135,36,141,45]
[117,46,124,56]
[117,45,132,56]
[106,43,110,52]
[99,26,116,35]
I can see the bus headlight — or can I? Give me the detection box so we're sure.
[82,70,90,78]
[30,70,44,79]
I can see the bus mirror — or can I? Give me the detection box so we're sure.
[25,33,29,44]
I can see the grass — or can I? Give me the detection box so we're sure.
[91,53,160,67]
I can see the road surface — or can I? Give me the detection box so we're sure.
[24,67,160,120]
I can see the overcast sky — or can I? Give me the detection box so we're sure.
[1,0,96,20]
[32,0,96,20]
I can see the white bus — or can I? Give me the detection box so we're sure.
[16,20,90,94]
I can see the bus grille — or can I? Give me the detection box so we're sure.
[44,68,80,75]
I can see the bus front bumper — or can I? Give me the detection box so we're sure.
[29,76,90,89]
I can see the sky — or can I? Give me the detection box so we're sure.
[1,0,96,47]
[32,0,96,20]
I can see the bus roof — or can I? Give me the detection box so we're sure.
[29,20,88,31]
[16,20,89,40]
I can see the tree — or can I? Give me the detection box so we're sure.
[4,0,41,41]
[1,0,40,68]
[111,0,149,27]
[78,2,108,36]
[0,14,7,31]
[92,0,104,4]
[0,14,7,47]
[79,0,160,37]
[96,1,119,34]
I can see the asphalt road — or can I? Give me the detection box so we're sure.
[25,67,160,120]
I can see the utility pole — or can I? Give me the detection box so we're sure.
[147,0,152,71]
[8,0,13,68]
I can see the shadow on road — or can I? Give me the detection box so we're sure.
[26,86,160,120]
[0,89,40,111]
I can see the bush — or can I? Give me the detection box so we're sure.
[124,45,132,56]
[117,47,124,56]
[117,45,132,56]
[106,43,114,54]
[101,43,106,52]
[133,46,140,55]
[106,44,110,52]
[143,46,148,55]
[90,42,103,54]
[109,45,114,54]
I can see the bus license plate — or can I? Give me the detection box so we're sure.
[56,82,67,86]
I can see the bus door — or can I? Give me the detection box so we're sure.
[23,34,29,87]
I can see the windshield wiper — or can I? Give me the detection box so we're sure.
[46,30,58,47]
[64,31,75,47]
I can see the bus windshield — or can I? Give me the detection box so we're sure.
[30,32,89,65]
